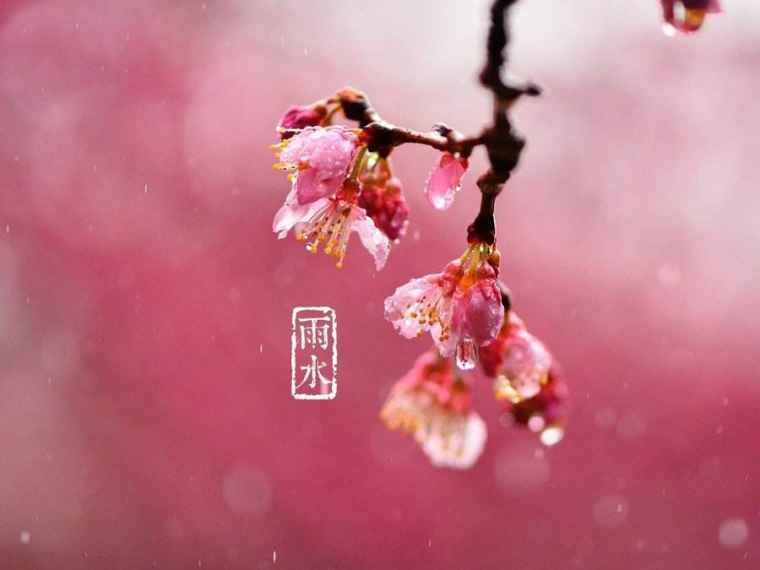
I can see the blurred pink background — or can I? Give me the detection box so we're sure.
[1,0,759,568]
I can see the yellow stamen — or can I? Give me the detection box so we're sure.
[494,375,523,404]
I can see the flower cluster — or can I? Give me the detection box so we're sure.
[269,0,720,469]
[381,311,566,468]
[272,122,393,270]
[480,312,568,447]
[271,97,470,270]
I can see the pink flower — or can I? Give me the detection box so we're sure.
[273,126,359,205]
[276,104,327,138]
[357,174,409,242]
[424,152,468,211]
[661,0,721,35]
[273,182,389,270]
[380,350,487,469]
[384,242,504,369]
[502,366,568,447]
[360,180,409,241]
[480,311,553,403]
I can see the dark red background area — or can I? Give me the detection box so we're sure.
[0,1,758,568]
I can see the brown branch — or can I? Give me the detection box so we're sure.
[335,87,483,159]
[331,0,539,246]
[468,0,540,245]
[498,281,512,312]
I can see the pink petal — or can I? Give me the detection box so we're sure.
[384,275,443,339]
[501,329,552,400]
[350,207,390,271]
[294,167,344,205]
[394,350,443,392]
[430,299,456,357]
[278,127,359,205]
[424,153,468,211]
[452,280,504,346]
[272,187,329,238]
[276,104,325,134]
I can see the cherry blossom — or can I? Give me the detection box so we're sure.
[479,311,552,403]
[273,182,389,270]
[503,366,569,447]
[380,350,486,469]
[273,126,359,205]
[384,242,504,369]
[357,159,409,241]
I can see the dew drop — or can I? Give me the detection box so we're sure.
[540,425,564,447]
[455,340,477,370]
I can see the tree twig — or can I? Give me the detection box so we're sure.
[332,0,539,246]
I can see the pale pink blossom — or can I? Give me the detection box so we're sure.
[273,126,359,205]
[384,242,504,369]
[503,365,569,447]
[380,350,486,469]
[480,312,553,403]
[273,186,389,270]
[424,152,468,210]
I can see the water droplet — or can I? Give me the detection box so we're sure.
[540,425,564,447]
[455,339,477,370]
[19,531,31,544]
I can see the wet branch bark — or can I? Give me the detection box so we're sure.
[336,0,539,248]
